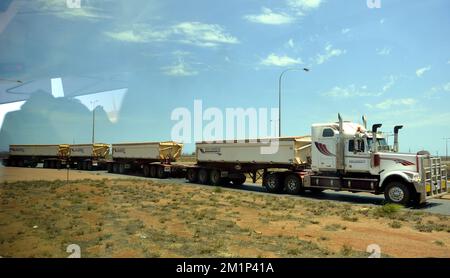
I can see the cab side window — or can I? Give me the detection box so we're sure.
[322,128,334,137]
[349,139,365,152]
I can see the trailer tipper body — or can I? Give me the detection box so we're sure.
[4,144,70,168]
[70,143,110,170]
[108,141,183,178]
[185,115,447,205]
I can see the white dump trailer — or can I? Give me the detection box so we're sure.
[5,144,70,168]
[185,136,312,186]
[196,137,311,165]
[69,143,110,170]
[109,141,183,178]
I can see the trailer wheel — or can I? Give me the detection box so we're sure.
[143,165,150,177]
[30,162,38,168]
[230,174,246,186]
[107,163,113,173]
[119,163,126,174]
[86,161,93,171]
[284,174,303,194]
[198,168,210,185]
[384,181,411,205]
[210,169,223,186]
[112,163,119,173]
[56,160,62,169]
[157,166,168,179]
[264,173,283,193]
[186,168,198,183]
[149,165,157,178]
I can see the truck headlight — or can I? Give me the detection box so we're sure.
[412,173,421,183]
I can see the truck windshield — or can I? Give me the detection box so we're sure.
[367,138,390,151]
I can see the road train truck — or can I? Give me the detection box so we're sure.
[185,115,447,205]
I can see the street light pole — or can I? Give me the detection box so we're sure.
[91,100,98,144]
[444,137,450,161]
[278,68,309,137]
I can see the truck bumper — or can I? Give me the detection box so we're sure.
[414,179,448,204]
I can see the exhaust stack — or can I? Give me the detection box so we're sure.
[393,125,403,152]
[336,114,345,172]
[371,123,382,152]
[362,115,367,129]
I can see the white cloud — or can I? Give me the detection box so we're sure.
[172,22,239,47]
[341,28,350,34]
[285,38,295,48]
[105,22,239,47]
[287,0,322,15]
[382,75,396,92]
[323,84,380,98]
[425,82,450,97]
[376,47,391,56]
[416,66,431,77]
[104,29,168,43]
[244,7,294,25]
[162,60,198,77]
[366,98,417,110]
[316,44,346,64]
[261,53,303,67]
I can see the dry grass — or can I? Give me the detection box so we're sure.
[0,179,449,258]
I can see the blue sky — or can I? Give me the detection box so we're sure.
[0,0,449,154]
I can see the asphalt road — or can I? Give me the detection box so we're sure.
[95,170,450,216]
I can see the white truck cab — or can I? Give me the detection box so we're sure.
[306,114,447,205]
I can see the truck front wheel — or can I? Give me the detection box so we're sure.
[384,182,411,205]
[264,173,283,193]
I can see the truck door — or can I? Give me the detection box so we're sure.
[316,127,337,170]
[345,138,370,172]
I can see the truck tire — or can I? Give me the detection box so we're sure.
[186,168,198,183]
[210,169,223,186]
[284,174,303,195]
[119,163,126,174]
[86,161,93,171]
[107,163,113,173]
[150,165,157,178]
[230,174,246,186]
[264,173,283,193]
[157,166,168,179]
[112,163,119,173]
[198,168,210,185]
[384,181,411,205]
[143,165,150,177]
[56,160,62,169]
[50,160,56,169]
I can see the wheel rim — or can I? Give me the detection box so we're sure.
[287,179,297,191]
[199,170,207,182]
[388,186,405,202]
[211,171,219,183]
[267,177,276,189]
